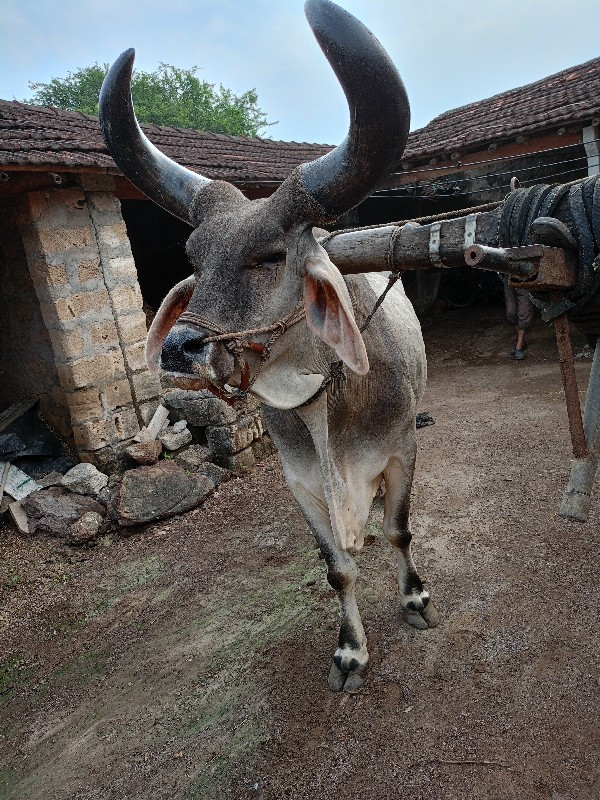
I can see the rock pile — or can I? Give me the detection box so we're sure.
[2,392,276,546]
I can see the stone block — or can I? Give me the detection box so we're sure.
[98,222,129,250]
[123,341,147,373]
[112,461,215,527]
[22,188,89,229]
[163,389,240,427]
[77,259,102,285]
[34,226,95,252]
[54,289,111,321]
[160,425,193,451]
[103,256,138,289]
[20,191,50,223]
[90,320,120,349]
[102,379,134,410]
[131,370,162,403]
[68,511,104,545]
[49,328,86,360]
[23,486,106,538]
[9,501,29,535]
[73,419,113,451]
[116,312,148,345]
[125,440,163,465]
[113,407,141,440]
[89,444,131,474]
[30,262,69,289]
[138,399,162,426]
[61,462,109,496]
[58,350,126,390]
[66,387,103,421]
[174,444,213,472]
[206,412,264,455]
[72,406,139,451]
[111,284,144,315]
[198,462,231,486]
[213,446,255,474]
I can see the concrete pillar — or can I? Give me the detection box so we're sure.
[15,178,161,470]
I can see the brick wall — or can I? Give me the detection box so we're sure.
[13,177,162,470]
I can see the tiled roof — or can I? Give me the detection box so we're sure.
[1,56,599,178]
[0,101,331,182]
[404,56,600,161]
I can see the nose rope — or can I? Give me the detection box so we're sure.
[177,302,306,399]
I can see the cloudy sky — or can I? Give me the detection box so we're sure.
[1,0,599,145]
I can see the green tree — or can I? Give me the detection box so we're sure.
[26,63,273,137]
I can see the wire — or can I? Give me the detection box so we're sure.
[372,164,591,200]
[391,135,600,178]
[232,136,600,189]
[421,153,588,187]
[372,154,590,196]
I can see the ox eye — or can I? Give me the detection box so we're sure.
[247,252,286,269]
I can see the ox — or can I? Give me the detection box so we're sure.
[100,0,439,691]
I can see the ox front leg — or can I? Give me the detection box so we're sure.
[292,483,368,693]
[384,454,439,630]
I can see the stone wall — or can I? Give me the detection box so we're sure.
[4,177,275,475]
[164,389,275,473]
[13,176,162,470]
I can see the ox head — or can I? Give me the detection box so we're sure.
[99,0,410,405]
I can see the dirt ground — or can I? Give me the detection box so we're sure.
[1,302,599,800]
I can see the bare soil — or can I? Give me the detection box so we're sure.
[1,304,599,800]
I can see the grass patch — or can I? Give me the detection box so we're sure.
[179,551,321,797]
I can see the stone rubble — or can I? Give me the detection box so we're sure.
[159,424,193,451]
[125,439,163,465]
[110,461,215,527]
[23,486,107,538]
[61,462,109,496]
[174,444,213,472]
[68,511,104,545]
[4,383,276,543]
[8,500,29,535]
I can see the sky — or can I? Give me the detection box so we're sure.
[1,0,599,145]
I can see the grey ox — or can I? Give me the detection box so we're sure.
[99,0,439,691]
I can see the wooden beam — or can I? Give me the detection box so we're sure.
[323,208,502,273]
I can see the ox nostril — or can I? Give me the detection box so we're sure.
[182,337,206,355]
[161,324,206,372]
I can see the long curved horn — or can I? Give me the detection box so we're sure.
[99,49,211,227]
[301,0,410,218]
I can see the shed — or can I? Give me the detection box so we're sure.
[1,55,599,468]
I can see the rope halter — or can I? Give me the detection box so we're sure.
[177,302,306,402]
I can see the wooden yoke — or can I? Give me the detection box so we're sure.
[323,206,597,522]
[322,209,578,290]
[323,210,502,273]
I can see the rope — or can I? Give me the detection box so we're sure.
[178,302,305,397]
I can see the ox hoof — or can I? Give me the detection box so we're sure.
[403,596,439,630]
[328,662,365,693]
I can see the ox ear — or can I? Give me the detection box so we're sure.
[146,275,196,372]
[304,250,369,375]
